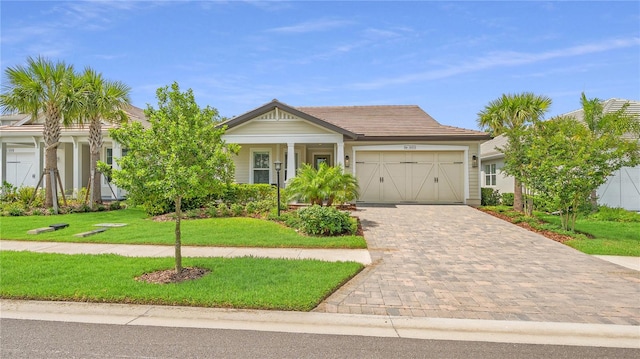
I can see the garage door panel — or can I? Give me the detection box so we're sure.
[410,163,435,201]
[356,161,381,202]
[438,162,464,203]
[382,162,407,201]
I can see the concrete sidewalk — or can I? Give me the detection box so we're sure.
[1,299,638,348]
[0,240,372,265]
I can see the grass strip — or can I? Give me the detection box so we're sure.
[0,251,363,311]
[0,207,366,249]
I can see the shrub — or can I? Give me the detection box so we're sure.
[216,202,230,217]
[500,192,514,206]
[5,202,25,216]
[109,201,122,211]
[230,203,244,217]
[297,205,355,236]
[589,206,640,223]
[0,181,17,202]
[481,188,500,206]
[31,208,44,216]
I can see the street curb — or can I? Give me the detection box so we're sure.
[2,299,638,348]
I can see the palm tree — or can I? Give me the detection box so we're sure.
[0,56,77,208]
[477,92,551,212]
[78,67,131,207]
[286,162,358,206]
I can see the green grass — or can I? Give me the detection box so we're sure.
[0,207,366,249]
[0,251,363,311]
[537,214,640,256]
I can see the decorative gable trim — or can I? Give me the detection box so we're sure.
[218,99,358,139]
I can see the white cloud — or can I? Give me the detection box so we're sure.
[349,37,640,90]
[267,19,353,34]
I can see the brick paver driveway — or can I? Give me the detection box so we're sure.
[314,205,640,325]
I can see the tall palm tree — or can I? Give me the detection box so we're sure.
[477,92,551,212]
[0,56,77,208]
[78,67,131,207]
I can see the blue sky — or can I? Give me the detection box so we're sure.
[1,1,639,130]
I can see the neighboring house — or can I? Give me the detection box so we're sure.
[480,98,640,211]
[0,105,148,200]
[219,100,490,205]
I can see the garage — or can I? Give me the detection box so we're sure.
[5,147,37,188]
[356,151,464,203]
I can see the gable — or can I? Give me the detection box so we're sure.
[225,109,337,136]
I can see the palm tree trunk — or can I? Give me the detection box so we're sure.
[89,118,103,207]
[43,106,62,208]
[513,178,524,212]
[174,196,183,274]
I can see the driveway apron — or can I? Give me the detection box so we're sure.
[313,205,640,325]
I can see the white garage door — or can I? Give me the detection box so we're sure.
[6,149,37,188]
[597,166,640,211]
[356,151,464,203]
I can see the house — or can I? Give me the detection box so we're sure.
[219,100,490,205]
[0,105,148,200]
[480,98,640,211]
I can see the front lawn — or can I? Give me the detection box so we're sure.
[536,214,640,256]
[482,206,640,256]
[0,251,363,311]
[0,207,366,249]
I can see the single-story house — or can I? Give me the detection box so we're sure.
[219,100,490,205]
[1,99,490,205]
[0,105,148,200]
[480,98,640,211]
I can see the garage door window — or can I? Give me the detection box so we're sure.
[485,164,496,186]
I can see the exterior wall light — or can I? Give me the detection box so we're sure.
[472,155,478,168]
[345,155,350,168]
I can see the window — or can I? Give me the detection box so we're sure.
[252,151,270,184]
[106,148,113,166]
[485,164,496,186]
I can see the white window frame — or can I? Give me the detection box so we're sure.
[250,148,272,184]
[485,163,496,186]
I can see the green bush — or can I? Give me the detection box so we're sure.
[230,203,244,217]
[219,184,276,205]
[0,181,17,202]
[500,192,514,206]
[109,201,123,211]
[216,202,230,217]
[481,188,500,206]
[297,205,356,236]
[4,202,25,216]
[589,206,640,223]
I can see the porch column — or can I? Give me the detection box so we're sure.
[336,142,345,168]
[72,137,82,195]
[0,141,6,184]
[112,141,122,199]
[286,142,295,183]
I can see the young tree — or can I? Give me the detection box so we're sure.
[109,82,239,273]
[77,67,131,208]
[521,96,640,231]
[0,56,77,208]
[477,93,552,212]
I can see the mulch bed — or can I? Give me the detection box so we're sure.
[477,208,574,244]
[136,267,210,284]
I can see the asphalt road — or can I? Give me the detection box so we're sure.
[1,319,637,359]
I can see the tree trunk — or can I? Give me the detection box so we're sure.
[89,118,103,208]
[43,106,62,209]
[174,196,182,274]
[513,178,524,212]
[44,145,58,208]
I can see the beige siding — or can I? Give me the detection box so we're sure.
[232,144,280,184]
[226,120,334,136]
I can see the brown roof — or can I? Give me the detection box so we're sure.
[221,100,489,141]
[297,105,488,140]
